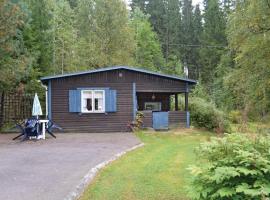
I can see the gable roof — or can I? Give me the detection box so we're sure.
[40,66,197,84]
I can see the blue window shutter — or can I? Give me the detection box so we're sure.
[69,90,81,112]
[105,89,117,112]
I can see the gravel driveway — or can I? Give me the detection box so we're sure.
[0,133,141,200]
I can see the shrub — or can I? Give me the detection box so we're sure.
[189,97,231,133]
[229,110,242,124]
[187,133,270,200]
[127,111,144,131]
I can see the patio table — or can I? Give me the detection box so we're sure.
[37,119,49,139]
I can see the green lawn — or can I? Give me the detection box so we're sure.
[80,129,211,200]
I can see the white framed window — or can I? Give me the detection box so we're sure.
[144,102,162,111]
[81,90,105,113]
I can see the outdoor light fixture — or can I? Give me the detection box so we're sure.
[119,72,123,77]
[151,93,156,100]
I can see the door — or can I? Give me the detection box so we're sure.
[152,112,169,130]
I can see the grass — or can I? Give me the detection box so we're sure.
[231,121,270,135]
[79,128,212,200]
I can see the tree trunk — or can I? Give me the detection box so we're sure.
[240,103,249,131]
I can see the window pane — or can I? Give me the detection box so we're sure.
[82,91,93,112]
[95,91,103,98]
[83,91,92,98]
[144,102,161,111]
[86,98,92,111]
[94,91,104,111]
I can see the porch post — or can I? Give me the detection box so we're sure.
[185,82,189,111]
[185,83,190,128]
[48,80,52,120]
[132,82,137,120]
[175,94,179,111]
[185,92,188,111]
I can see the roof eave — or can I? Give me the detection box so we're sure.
[40,66,197,84]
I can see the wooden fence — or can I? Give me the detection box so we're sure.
[0,92,34,128]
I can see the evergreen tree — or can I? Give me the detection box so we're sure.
[181,0,195,77]
[131,7,165,71]
[191,4,203,79]
[146,0,166,44]
[146,0,183,72]
[222,0,236,16]
[131,0,146,12]
[67,0,78,9]
[200,0,227,92]
[23,0,54,74]
[164,0,182,63]
[193,5,203,45]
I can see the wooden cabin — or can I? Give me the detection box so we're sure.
[40,66,196,132]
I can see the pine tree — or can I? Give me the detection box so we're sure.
[193,5,203,44]
[181,0,204,79]
[222,0,236,16]
[145,0,183,72]
[67,0,78,9]
[146,0,166,43]
[181,0,194,76]
[131,7,165,71]
[23,0,54,74]
[200,0,227,92]
[131,0,146,12]
[191,4,203,79]
[164,0,182,63]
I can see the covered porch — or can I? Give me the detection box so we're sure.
[135,91,190,130]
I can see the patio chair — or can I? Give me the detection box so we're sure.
[45,120,62,138]
[12,117,40,141]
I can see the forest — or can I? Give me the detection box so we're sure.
[0,0,270,123]
[1,0,270,199]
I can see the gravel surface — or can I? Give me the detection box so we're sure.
[0,133,141,200]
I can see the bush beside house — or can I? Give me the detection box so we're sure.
[189,97,231,133]
[187,133,270,200]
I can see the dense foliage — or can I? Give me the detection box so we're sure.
[225,0,270,118]
[0,0,32,91]
[130,8,164,71]
[189,97,230,133]
[188,133,270,200]
[1,0,269,121]
[1,0,136,92]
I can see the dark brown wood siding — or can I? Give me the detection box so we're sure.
[124,70,186,93]
[169,111,187,127]
[50,69,187,132]
[140,111,187,129]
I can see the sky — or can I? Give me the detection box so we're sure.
[192,0,204,6]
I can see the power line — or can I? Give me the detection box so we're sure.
[162,43,227,48]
